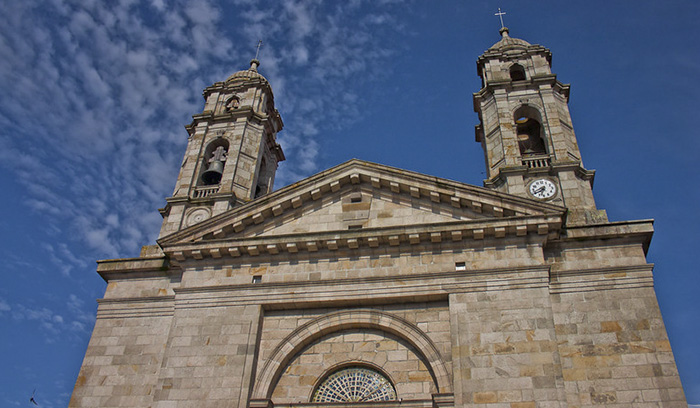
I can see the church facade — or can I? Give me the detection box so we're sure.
[70,29,687,408]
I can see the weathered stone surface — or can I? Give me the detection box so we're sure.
[69,31,686,408]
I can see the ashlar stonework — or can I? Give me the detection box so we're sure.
[70,29,687,408]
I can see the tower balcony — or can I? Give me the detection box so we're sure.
[521,154,551,169]
[193,185,220,198]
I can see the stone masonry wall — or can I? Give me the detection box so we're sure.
[69,314,172,407]
[152,304,261,408]
[552,287,687,407]
[449,286,565,408]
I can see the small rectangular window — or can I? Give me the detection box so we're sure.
[350,194,362,203]
[348,225,363,230]
[455,262,466,271]
[252,275,262,284]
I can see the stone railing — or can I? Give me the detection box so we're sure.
[522,154,551,169]
[193,185,220,198]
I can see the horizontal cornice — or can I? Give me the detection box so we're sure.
[164,214,561,263]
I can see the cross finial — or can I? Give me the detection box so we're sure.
[255,40,263,60]
[495,8,506,29]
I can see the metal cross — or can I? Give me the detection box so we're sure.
[255,40,263,60]
[495,8,506,29]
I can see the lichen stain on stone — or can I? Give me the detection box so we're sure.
[75,375,86,387]
[589,387,616,404]
[635,319,650,330]
[604,272,626,278]
[525,329,535,341]
[250,266,267,275]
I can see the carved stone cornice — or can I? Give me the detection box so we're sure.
[473,76,570,103]
[159,160,565,246]
[162,214,561,263]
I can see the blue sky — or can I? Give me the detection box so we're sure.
[0,0,698,406]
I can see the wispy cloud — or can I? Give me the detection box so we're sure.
[11,304,63,337]
[0,298,10,314]
[0,0,410,267]
[2,293,94,341]
[219,0,410,185]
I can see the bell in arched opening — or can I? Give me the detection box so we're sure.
[201,145,228,185]
[515,116,546,155]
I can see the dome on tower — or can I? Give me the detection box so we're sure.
[225,59,269,84]
[488,27,531,51]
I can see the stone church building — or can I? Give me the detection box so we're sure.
[70,29,687,407]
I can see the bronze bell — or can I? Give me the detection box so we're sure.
[201,160,224,185]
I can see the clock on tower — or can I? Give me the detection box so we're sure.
[473,27,608,224]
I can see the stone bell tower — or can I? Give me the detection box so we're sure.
[158,59,285,237]
[473,28,607,224]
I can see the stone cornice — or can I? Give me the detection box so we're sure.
[202,78,273,99]
[473,76,570,107]
[483,161,595,189]
[158,159,566,248]
[186,106,281,133]
[96,295,175,319]
[557,219,654,254]
[96,256,169,281]
[476,43,552,70]
[549,264,654,294]
[163,214,561,263]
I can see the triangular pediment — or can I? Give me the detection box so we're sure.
[158,160,565,261]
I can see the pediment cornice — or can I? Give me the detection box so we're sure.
[164,214,562,263]
[157,159,566,262]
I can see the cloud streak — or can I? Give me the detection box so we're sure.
[0,0,410,267]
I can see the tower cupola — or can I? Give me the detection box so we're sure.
[473,29,607,224]
[158,59,285,237]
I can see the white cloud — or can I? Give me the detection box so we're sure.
[0,0,411,269]
[0,299,10,313]
[11,304,64,336]
[228,0,409,186]
[1,294,95,340]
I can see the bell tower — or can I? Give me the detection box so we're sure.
[473,28,607,224]
[158,59,285,237]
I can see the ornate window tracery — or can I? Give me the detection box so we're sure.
[311,366,397,403]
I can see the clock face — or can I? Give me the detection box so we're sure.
[529,179,556,199]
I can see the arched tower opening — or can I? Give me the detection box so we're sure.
[254,156,270,198]
[510,63,526,81]
[199,139,229,186]
[514,106,546,156]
